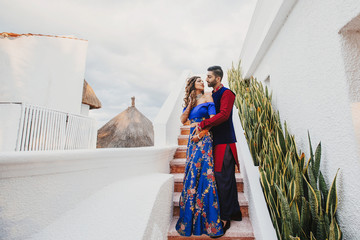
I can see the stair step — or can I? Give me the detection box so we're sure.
[170,158,187,173]
[168,217,255,239]
[172,173,244,193]
[174,146,187,158]
[172,192,249,217]
[181,126,190,135]
[178,135,189,146]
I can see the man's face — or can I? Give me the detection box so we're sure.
[206,71,217,88]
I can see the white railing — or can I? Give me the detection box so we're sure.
[16,104,97,151]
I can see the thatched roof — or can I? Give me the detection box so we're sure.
[82,79,102,109]
[97,97,154,148]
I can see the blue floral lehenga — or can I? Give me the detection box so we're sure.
[176,102,224,237]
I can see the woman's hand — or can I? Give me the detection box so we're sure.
[188,97,193,108]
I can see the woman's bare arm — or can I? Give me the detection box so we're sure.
[180,98,193,124]
[180,106,191,124]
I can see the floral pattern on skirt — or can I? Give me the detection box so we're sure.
[175,122,223,237]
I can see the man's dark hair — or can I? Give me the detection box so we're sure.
[207,66,223,80]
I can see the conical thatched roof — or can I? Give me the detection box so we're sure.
[97,97,154,148]
[82,79,102,109]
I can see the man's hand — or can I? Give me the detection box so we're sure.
[191,129,209,142]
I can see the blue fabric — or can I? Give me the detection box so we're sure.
[176,104,223,237]
[211,87,237,145]
[183,102,216,120]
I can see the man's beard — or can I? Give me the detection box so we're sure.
[208,81,216,88]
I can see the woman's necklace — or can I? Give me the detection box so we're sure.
[196,94,203,101]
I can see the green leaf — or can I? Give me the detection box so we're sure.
[294,161,303,200]
[314,142,322,182]
[308,163,318,191]
[310,232,317,240]
[300,197,311,239]
[277,125,287,156]
[326,169,339,217]
[328,216,342,240]
[275,184,294,236]
[303,174,319,218]
[308,131,314,166]
[319,171,328,204]
[291,202,301,237]
[316,212,326,240]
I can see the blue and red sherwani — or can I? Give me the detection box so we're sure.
[199,84,242,221]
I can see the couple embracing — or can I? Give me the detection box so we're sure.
[176,66,242,238]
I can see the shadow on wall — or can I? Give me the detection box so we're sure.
[339,13,360,151]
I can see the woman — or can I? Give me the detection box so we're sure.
[175,76,224,238]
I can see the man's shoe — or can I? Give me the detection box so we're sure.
[210,221,229,238]
[210,233,224,239]
[231,210,242,221]
[223,220,231,233]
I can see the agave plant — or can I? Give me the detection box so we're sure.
[228,61,342,240]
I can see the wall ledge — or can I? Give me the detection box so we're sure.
[0,146,177,179]
[240,0,298,78]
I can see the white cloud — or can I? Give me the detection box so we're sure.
[0,0,257,129]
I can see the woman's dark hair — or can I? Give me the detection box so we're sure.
[207,65,223,80]
[183,76,203,109]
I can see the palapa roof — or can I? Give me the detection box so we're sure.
[82,79,102,109]
[97,97,154,148]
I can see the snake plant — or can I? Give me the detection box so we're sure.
[228,61,342,240]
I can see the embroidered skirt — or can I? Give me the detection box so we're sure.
[175,118,223,237]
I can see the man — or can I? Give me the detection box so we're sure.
[194,66,242,235]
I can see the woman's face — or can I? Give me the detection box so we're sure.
[194,78,204,91]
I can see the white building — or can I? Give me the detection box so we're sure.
[0,33,99,151]
[240,0,360,238]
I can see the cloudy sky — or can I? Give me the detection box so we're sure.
[0,0,256,128]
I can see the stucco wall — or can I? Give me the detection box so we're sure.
[241,0,360,238]
[0,104,21,151]
[154,70,190,146]
[28,174,174,240]
[0,35,88,114]
[0,146,176,239]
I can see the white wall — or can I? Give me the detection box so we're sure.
[0,146,176,239]
[28,174,174,240]
[0,35,88,114]
[240,0,298,78]
[241,0,360,238]
[154,70,191,146]
[81,104,90,116]
[0,103,22,151]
